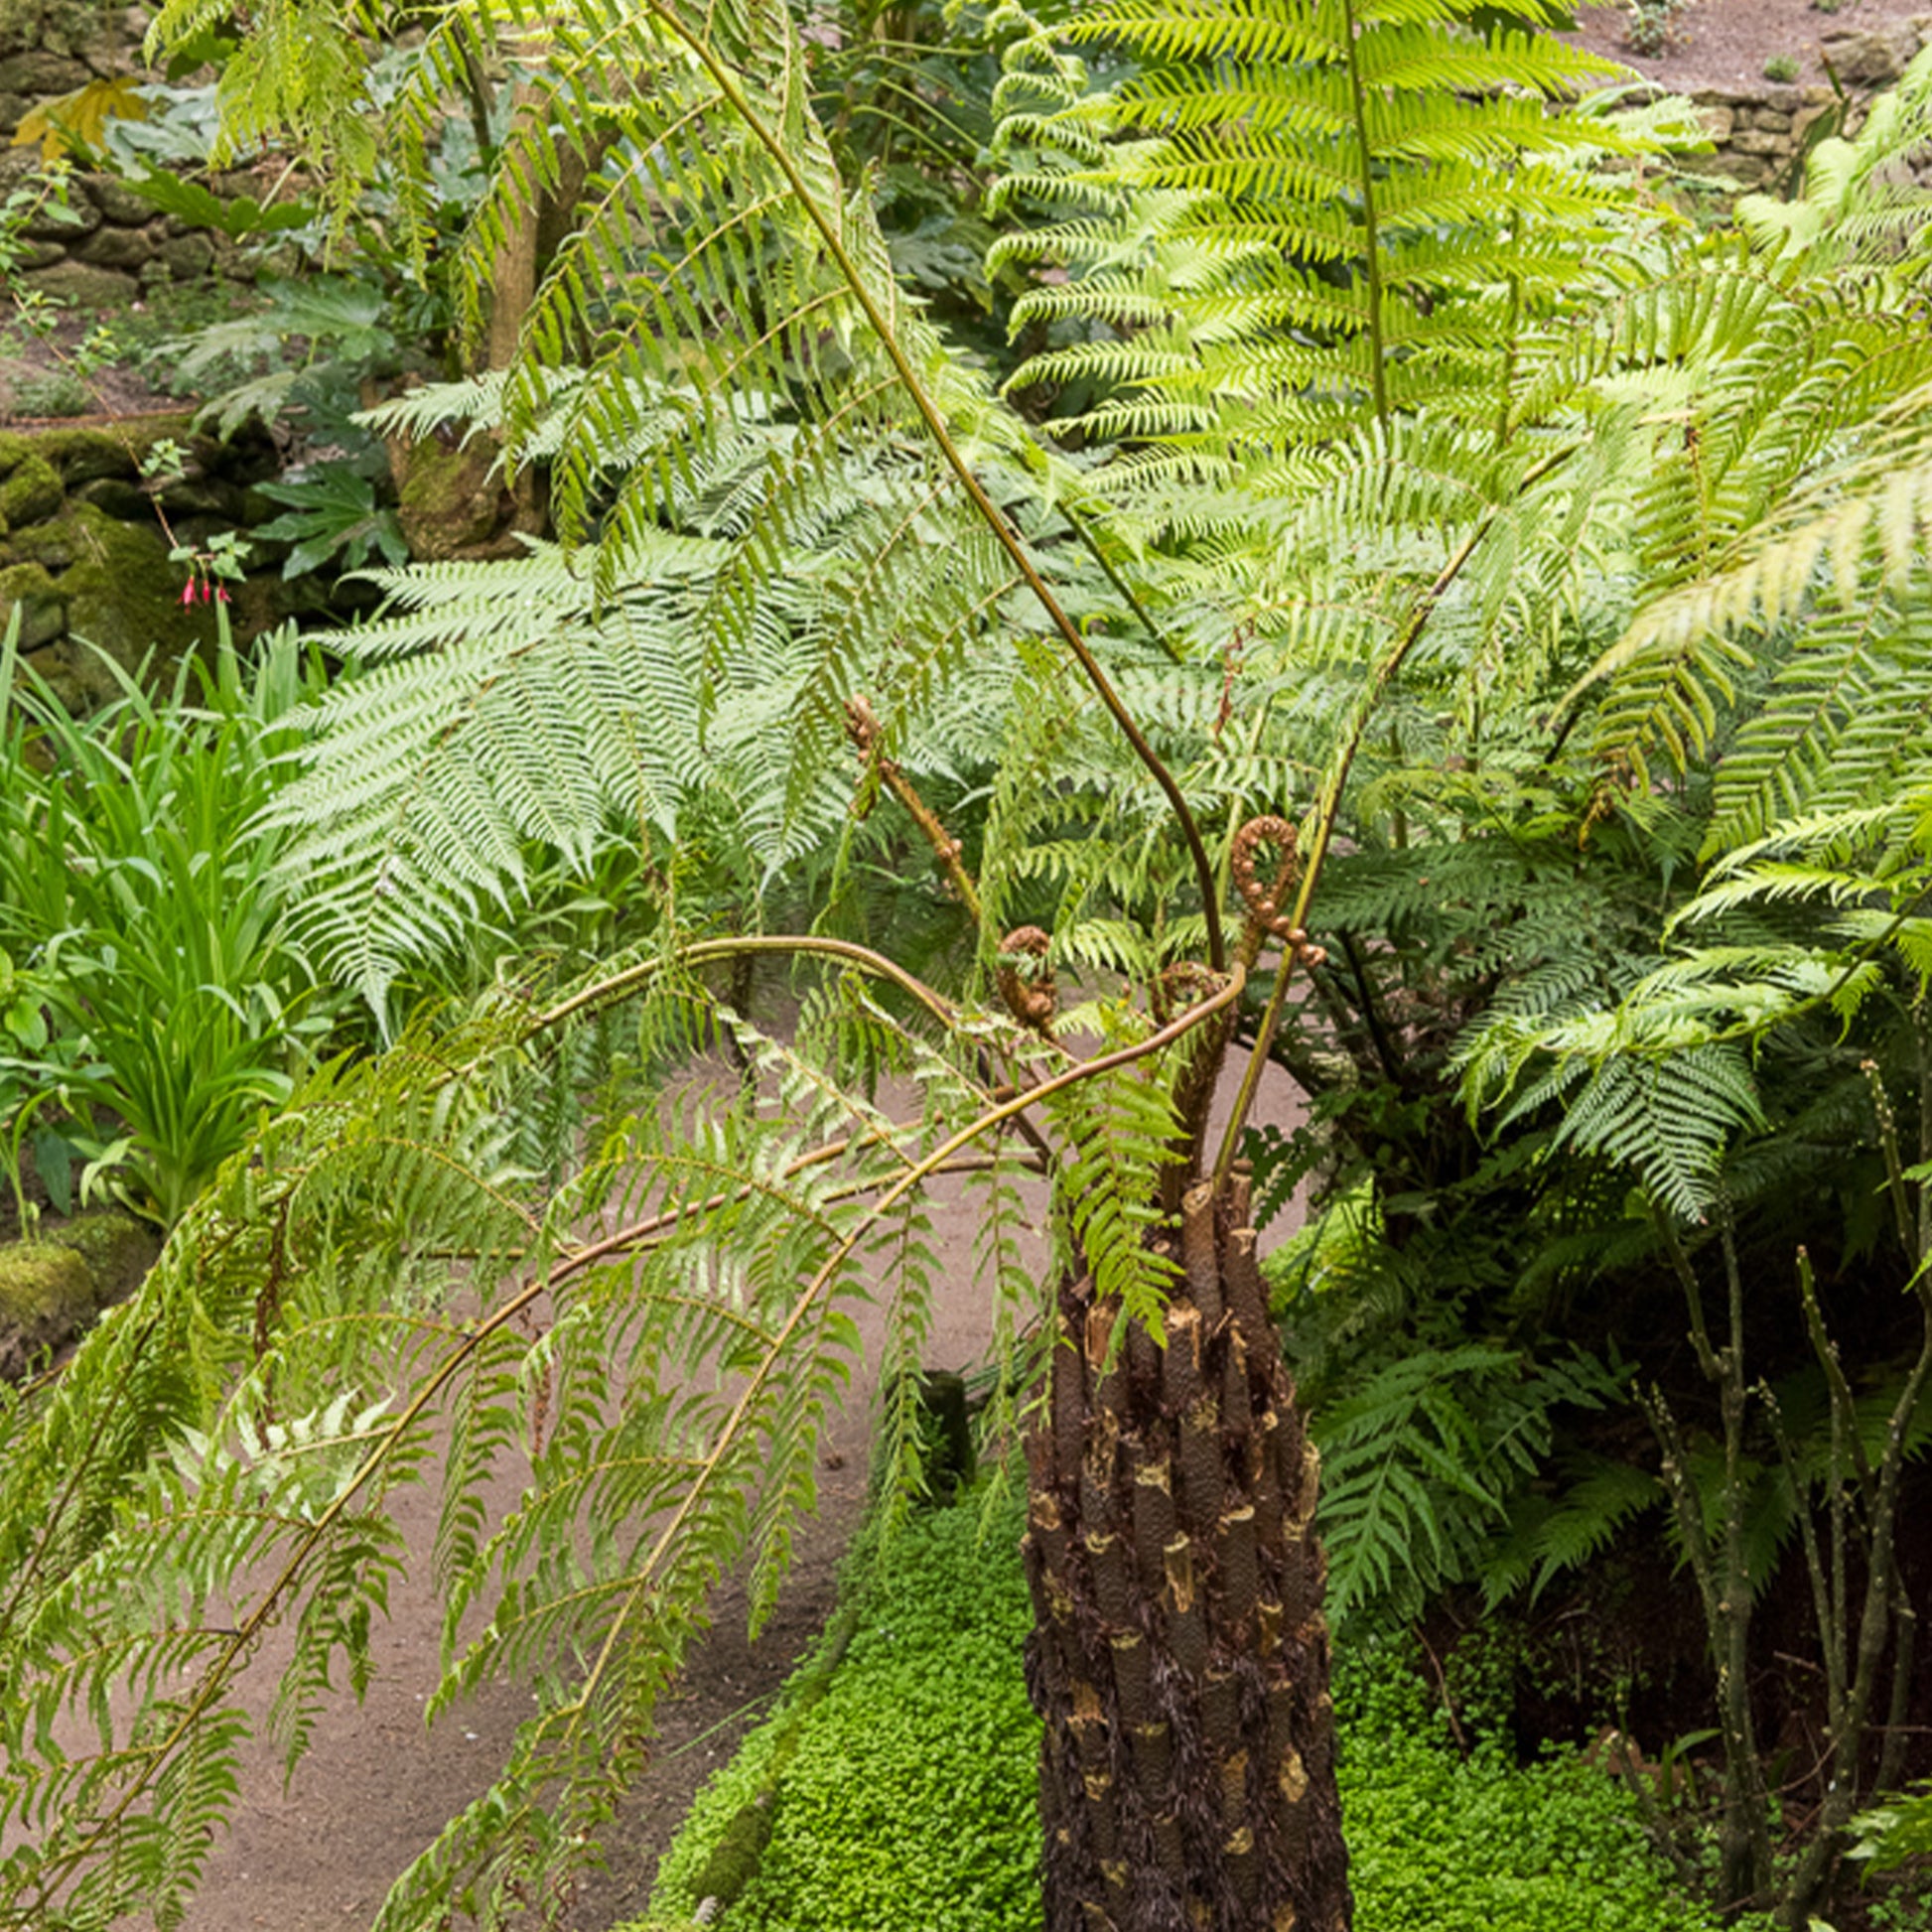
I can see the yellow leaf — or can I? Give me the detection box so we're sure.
[11,74,149,162]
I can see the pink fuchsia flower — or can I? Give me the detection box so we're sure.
[180,580,198,606]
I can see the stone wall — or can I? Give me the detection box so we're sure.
[0,415,295,704]
[0,151,257,309]
[0,5,258,306]
[1684,19,1932,191]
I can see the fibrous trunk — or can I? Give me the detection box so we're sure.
[1024,1180,1351,1932]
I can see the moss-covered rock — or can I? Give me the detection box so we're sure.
[19,259,136,309]
[0,558,66,650]
[396,433,533,561]
[0,1243,92,1380]
[47,1208,161,1305]
[71,473,150,521]
[55,500,208,670]
[0,451,62,526]
[29,418,187,485]
[0,1210,160,1382]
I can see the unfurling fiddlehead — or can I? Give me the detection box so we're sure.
[1231,815,1325,968]
[998,926,1057,1035]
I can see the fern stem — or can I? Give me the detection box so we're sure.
[1208,440,1583,1192]
[1056,497,1182,666]
[643,0,1225,971]
[534,933,957,1035]
[1338,0,1388,428]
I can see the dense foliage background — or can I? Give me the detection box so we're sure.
[0,2,1930,1928]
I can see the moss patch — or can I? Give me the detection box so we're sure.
[0,1211,159,1382]
[0,452,62,526]
[0,1242,92,1380]
[53,501,209,672]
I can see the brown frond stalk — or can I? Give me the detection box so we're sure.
[845,695,983,921]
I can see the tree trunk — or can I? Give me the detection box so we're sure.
[1024,1179,1351,1932]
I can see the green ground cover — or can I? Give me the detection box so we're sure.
[638,1484,1750,1932]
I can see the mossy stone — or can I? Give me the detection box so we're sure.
[55,500,207,671]
[30,419,187,485]
[0,1210,160,1382]
[71,474,150,521]
[0,558,67,649]
[45,1208,161,1306]
[73,222,159,272]
[396,434,522,561]
[88,174,158,226]
[0,51,91,92]
[22,636,117,711]
[154,232,214,279]
[0,1242,93,1380]
[19,260,135,309]
[0,453,64,527]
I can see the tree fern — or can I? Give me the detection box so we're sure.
[992,0,1648,461]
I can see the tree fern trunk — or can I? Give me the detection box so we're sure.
[1024,1181,1351,1932]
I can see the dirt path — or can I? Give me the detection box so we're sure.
[173,1171,1012,1932]
[1564,0,1932,93]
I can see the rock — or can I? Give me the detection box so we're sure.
[0,454,65,526]
[1732,129,1792,157]
[0,1211,160,1382]
[23,633,125,709]
[28,419,187,484]
[72,474,153,520]
[1697,103,1734,145]
[0,561,68,649]
[89,174,161,225]
[0,1244,92,1382]
[73,220,159,270]
[78,33,139,78]
[18,258,138,308]
[154,232,214,278]
[23,179,100,240]
[156,476,245,521]
[395,432,531,562]
[1820,27,1914,85]
[55,500,212,670]
[1754,109,1793,134]
[0,53,92,94]
[9,525,76,569]
[0,93,33,136]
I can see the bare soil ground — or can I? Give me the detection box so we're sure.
[0,308,193,426]
[1565,0,1930,92]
